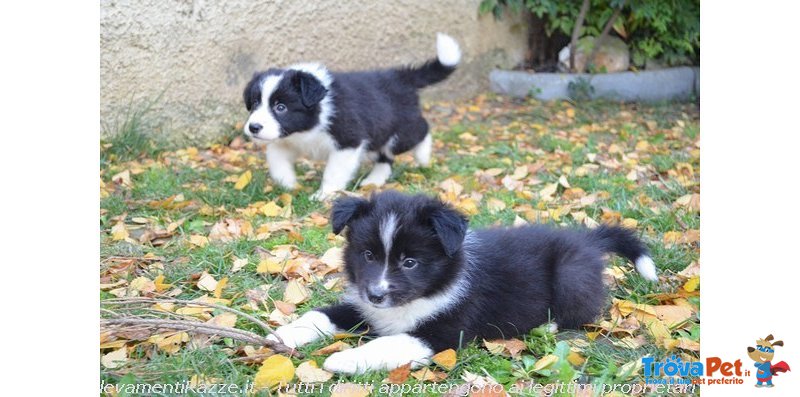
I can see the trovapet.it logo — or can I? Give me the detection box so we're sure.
[643,355,746,386]
[643,333,792,388]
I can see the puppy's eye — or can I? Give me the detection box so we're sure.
[363,250,375,262]
[402,258,418,269]
[273,103,287,114]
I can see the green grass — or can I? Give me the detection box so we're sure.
[100,96,700,395]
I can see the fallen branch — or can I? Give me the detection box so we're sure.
[101,317,303,359]
[102,296,280,344]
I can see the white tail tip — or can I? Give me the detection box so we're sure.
[436,33,461,67]
[635,256,658,281]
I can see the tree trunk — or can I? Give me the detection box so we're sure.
[570,0,591,72]
[583,0,627,73]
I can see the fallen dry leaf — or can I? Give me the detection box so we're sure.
[254,354,294,389]
[196,272,218,292]
[101,347,128,369]
[234,170,252,190]
[295,360,333,383]
[432,348,457,370]
[312,341,351,356]
[533,354,559,371]
[387,362,412,384]
[189,234,209,247]
[411,367,448,382]
[283,279,310,304]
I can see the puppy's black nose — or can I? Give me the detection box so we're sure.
[248,123,263,134]
[366,286,389,304]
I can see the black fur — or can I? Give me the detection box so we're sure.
[243,58,455,152]
[318,190,653,352]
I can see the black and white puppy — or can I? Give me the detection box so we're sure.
[242,34,461,200]
[268,191,659,374]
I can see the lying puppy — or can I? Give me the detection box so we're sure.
[269,191,658,374]
[242,34,461,200]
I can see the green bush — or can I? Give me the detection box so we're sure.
[479,0,699,68]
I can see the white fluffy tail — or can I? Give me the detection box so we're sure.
[635,256,658,281]
[436,33,461,67]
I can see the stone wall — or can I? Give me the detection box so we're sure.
[100,0,527,142]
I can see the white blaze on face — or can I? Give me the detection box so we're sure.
[378,212,398,289]
[244,75,283,141]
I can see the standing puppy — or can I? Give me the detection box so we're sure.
[243,34,461,200]
[268,191,659,374]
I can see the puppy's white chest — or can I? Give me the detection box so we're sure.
[280,130,338,161]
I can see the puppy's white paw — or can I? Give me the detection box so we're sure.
[359,163,391,187]
[311,189,334,201]
[267,311,336,349]
[273,177,298,191]
[266,332,296,349]
[323,350,367,374]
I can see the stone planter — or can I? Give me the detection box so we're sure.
[490,66,699,101]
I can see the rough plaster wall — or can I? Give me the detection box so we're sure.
[101,0,527,143]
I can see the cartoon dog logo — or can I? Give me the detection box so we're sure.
[747,334,791,387]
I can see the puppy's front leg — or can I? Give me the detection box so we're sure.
[267,304,363,349]
[266,143,297,190]
[311,146,364,201]
[323,333,433,374]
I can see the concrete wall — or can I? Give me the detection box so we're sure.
[100,0,528,143]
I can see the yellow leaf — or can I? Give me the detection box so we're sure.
[410,368,448,382]
[558,175,571,188]
[214,277,228,298]
[254,354,295,389]
[533,354,559,371]
[234,170,252,190]
[616,359,643,381]
[486,198,506,214]
[256,258,283,274]
[483,339,506,355]
[295,360,333,383]
[261,201,282,217]
[283,279,310,304]
[654,305,693,327]
[567,351,586,366]
[207,312,237,328]
[197,272,218,292]
[319,247,345,272]
[111,222,129,241]
[432,348,457,370]
[312,341,351,356]
[231,256,248,273]
[456,198,479,215]
[683,276,700,292]
[566,108,575,118]
[101,347,128,369]
[149,332,189,354]
[646,320,671,344]
[189,234,209,247]
[153,275,172,292]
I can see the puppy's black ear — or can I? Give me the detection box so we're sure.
[292,71,327,108]
[430,205,468,257]
[331,196,369,234]
[772,340,784,347]
[243,73,261,111]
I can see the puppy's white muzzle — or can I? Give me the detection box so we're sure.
[244,107,282,141]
